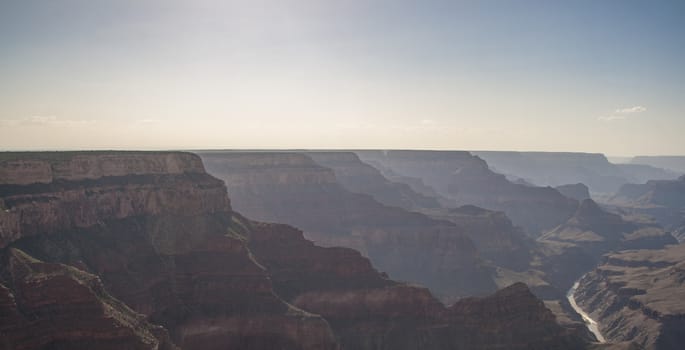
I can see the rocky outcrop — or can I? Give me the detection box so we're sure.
[574,244,685,349]
[445,282,585,349]
[472,151,678,194]
[0,151,205,185]
[0,248,176,350]
[427,205,534,272]
[615,164,681,184]
[557,183,592,201]
[247,222,587,350]
[539,199,677,292]
[356,150,579,235]
[199,152,495,299]
[303,152,535,272]
[305,151,441,210]
[0,150,604,350]
[361,159,457,207]
[607,176,685,241]
[0,151,339,350]
[631,156,685,174]
[612,176,685,209]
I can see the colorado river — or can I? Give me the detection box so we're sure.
[566,280,606,343]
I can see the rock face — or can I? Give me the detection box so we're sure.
[608,176,685,242]
[574,244,685,349]
[0,248,176,350]
[0,150,598,350]
[304,151,534,272]
[247,222,586,350]
[631,156,685,174]
[305,151,441,210]
[0,151,205,185]
[539,199,677,292]
[0,153,227,248]
[556,183,592,201]
[199,152,495,299]
[356,150,579,236]
[427,205,534,272]
[0,151,338,350]
[471,151,678,194]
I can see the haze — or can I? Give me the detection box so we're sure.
[1,0,684,155]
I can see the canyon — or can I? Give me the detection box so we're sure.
[574,244,685,349]
[471,151,680,194]
[0,151,597,349]
[201,150,685,348]
[199,151,496,300]
[604,175,685,242]
[356,150,580,236]
[0,152,338,349]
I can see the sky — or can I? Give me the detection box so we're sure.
[1,0,684,156]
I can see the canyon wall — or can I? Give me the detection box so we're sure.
[608,176,685,241]
[248,222,587,350]
[200,152,495,299]
[472,151,678,194]
[356,150,579,236]
[574,244,685,349]
[306,151,441,210]
[0,151,338,350]
[0,151,636,349]
[539,199,676,292]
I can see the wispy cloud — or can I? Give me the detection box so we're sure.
[598,105,647,122]
[615,106,647,114]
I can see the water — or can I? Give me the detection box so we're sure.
[566,280,606,343]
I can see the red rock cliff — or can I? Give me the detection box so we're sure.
[248,222,587,350]
[0,151,338,350]
[199,151,496,299]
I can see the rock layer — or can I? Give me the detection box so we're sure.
[0,151,339,350]
[472,151,678,194]
[356,150,579,235]
[247,222,586,350]
[0,151,616,349]
[539,199,676,292]
[574,244,685,349]
[608,176,685,242]
[305,151,441,210]
[0,248,176,350]
[200,151,496,299]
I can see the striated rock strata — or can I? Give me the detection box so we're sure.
[0,150,615,350]
[304,151,534,272]
[471,151,678,194]
[0,151,338,350]
[539,199,676,292]
[607,176,685,242]
[574,244,685,349]
[556,183,592,201]
[305,151,441,210]
[0,248,176,350]
[356,150,579,236]
[247,221,587,350]
[199,151,496,299]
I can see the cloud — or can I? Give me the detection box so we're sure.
[597,105,647,122]
[615,106,646,114]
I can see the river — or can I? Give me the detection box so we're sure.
[566,280,606,343]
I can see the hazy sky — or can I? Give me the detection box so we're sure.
[1,0,684,155]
